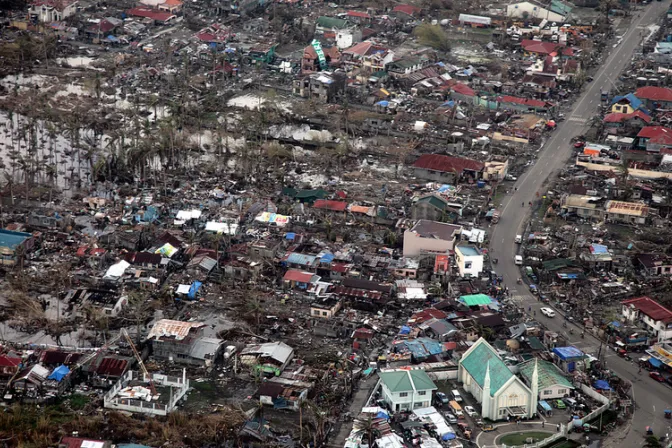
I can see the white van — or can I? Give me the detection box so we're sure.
[451,390,462,402]
[515,255,523,265]
[515,235,522,244]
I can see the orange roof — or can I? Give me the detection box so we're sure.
[164,0,182,4]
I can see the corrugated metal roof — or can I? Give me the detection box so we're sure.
[147,319,206,341]
[189,337,223,360]
[286,253,317,266]
[459,338,513,396]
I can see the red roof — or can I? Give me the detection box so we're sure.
[313,199,347,211]
[603,110,651,124]
[413,154,485,174]
[127,8,175,21]
[0,355,21,368]
[411,308,447,324]
[499,95,550,108]
[451,83,476,97]
[283,270,314,283]
[637,126,672,139]
[622,297,672,323]
[96,357,128,376]
[635,86,672,103]
[521,39,573,56]
[347,10,371,18]
[392,4,422,15]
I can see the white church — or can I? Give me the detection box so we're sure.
[458,338,538,421]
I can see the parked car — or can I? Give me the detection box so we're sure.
[540,307,556,318]
[554,399,567,409]
[482,424,496,432]
[435,392,449,404]
[464,406,477,417]
[443,412,458,424]
[651,371,665,382]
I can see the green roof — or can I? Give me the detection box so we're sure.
[460,339,513,397]
[550,0,572,16]
[526,336,545,351]
[282,187,298,197]
[294,189,328,200]
[316,16,350,29]
[460,294,492,307]
[518,359,573,391]
[378,370,437,393]
[542,258,577,272]
[416,195,449,211]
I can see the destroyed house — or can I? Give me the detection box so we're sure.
[147,319,223,366]
[637,253,672,276]
[257,380,309,411]
[332,278,392,310]
[11,364,49,395]
[240,342,294,376]
[125,251,163,269]
[67,288,127,317]
[86,356,132,387]
[39,350,82,367]
[0,355,21,386]
[0,229,34,266]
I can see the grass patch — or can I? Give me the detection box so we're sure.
[499,431,552,445]
[547,439,581,448]
[69,394,90,410]
[192,380,216,392]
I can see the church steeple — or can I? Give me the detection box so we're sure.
[482,361,491,419]
[530,359,539,418]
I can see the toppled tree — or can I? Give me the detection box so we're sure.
[413,24,451,53]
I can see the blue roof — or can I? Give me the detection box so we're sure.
[0,229,31,250]
[285,232,296,240]
[552,346,585,361]
[320,252,334,263]
[591,243,608,254]
[286,253,317,266]
[649,357,663,368]
[611,93,650,115]
[402,337,444,358]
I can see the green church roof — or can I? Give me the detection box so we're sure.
[460,339,513,396]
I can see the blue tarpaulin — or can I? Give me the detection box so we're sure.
[399,326,411,335]
[610,321,621,327]
[553,346,585,361]
[442,433,456,441]
[593,380,612,391]
[188,281,202,299]
[48,364,70,382]
[320,253,334,263]
[375,101,389,107]
[285,232,296,240]
[649,358,663,368]
[376,411,389,420]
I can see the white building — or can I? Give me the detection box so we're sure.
[335,28,362,50]
[29,0,78,22]
[454,245,484,277]
[506,1,566,22]
[403,220,462,257]
[622,297,672,342]
[518,359,573,400]
[458,338,535,420]
[378,369,437,412]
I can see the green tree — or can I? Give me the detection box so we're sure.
[413,24,451,52]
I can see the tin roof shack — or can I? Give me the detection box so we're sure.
[84,355,132,388]
[240,342,294,376]
[0,229,34,267]
[257,379,310,411]
[605,200,651,225]
[147,319,224,367]
[10,364,49,399]
[332,278,393,311]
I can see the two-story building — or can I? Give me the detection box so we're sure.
[454,245,484,278]
[622,297,672,342]
[403,220,462,257]
[637,254,672,276]
[378,369,437,412]
[635,86,672,110]
[29,0,78,22]
[147,319,224,367]
[560,195,606,220]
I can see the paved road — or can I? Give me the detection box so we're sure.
[488,2,672,446]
